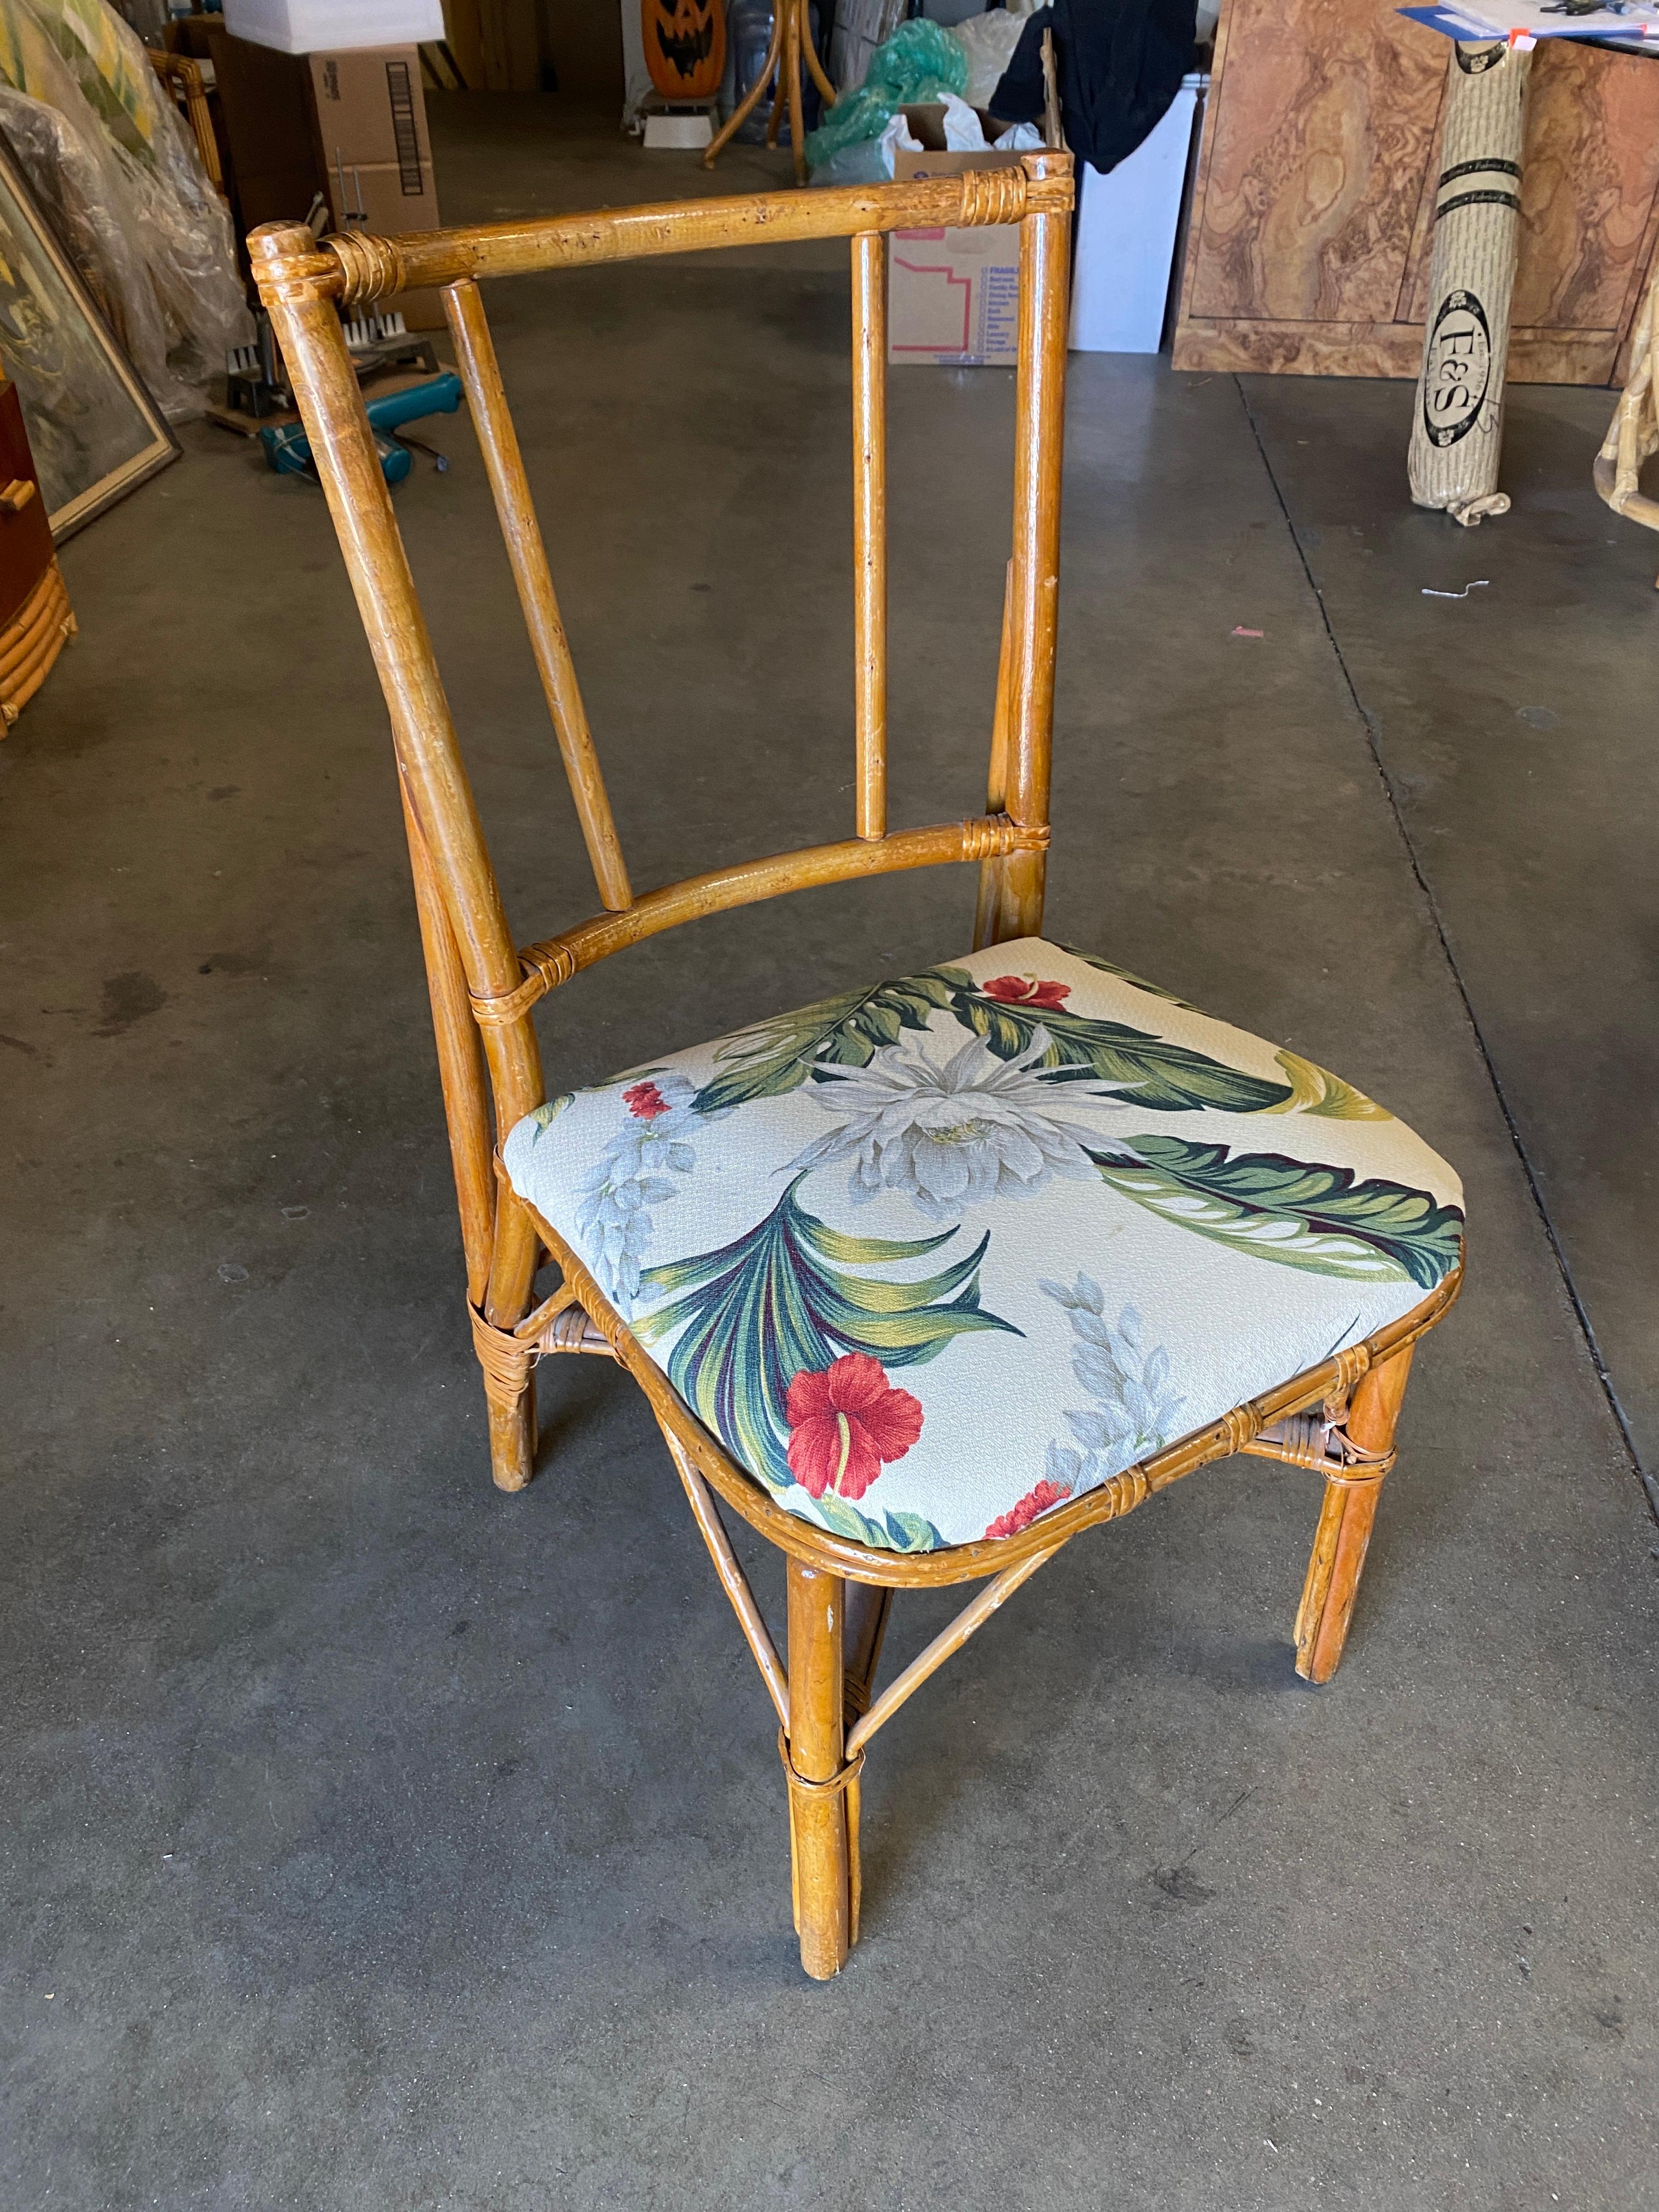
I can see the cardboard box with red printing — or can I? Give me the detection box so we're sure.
[888,105,1034,368]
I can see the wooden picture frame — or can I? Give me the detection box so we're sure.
[0,130,177,539]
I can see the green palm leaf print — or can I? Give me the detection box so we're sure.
[809,1495,946,1552]
[934,969,1294,1114]
[1057,946,1204,1011]
[686,960,1385,1122]
[1089,1136,1464,1288]
[633,1176,1019,1493]
[691,973,959,1115]
[1266,1050,1393,1122]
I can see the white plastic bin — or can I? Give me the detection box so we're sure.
[1069,74,1205,354]
[222,0,444,54]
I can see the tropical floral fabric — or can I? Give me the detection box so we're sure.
[502,940,1464,1554]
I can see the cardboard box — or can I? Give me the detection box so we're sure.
[308,47,433,175]
[889,106,1028,368]
[209,25,318,238]
[209,32,443,326]
[329,160,445,330]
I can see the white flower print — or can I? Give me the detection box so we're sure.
[786,1028,1111,1220]
[575,1071,697,1308]
[1038,1272,1186,1493]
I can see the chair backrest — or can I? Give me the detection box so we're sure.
[249,160,1074,1307]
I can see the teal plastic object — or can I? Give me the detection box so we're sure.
[804,18,968,171]
[259,372,464,487]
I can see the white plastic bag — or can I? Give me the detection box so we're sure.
[876,105,921,176]
[938,88,986,150]
[993,120,1042,151]
[950,8,1024,110]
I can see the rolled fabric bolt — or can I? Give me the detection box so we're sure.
[1408,40,1533,528]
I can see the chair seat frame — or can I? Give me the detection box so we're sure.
[250,157,1462,1980]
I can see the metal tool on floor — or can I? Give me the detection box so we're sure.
[259,374,464,488]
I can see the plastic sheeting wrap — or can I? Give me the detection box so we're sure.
[0,86,173,402]
[952,8,1024,110]
[803,18,966,171]
[0,0,249,418]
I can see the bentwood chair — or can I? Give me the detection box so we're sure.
[250,157,1464,1981]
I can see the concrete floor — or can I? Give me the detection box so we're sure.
[3,97,1657,2212]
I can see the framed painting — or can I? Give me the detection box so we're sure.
[0,131,176,539]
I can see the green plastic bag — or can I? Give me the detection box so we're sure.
[804,18,968,172]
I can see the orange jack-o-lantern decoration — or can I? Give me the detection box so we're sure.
[643,0,725,100]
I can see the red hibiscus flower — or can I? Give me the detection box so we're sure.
[623,1080,670,1119]
[983,1476,1070,1542]
[785,1353,923,1502]
[982,974,1071,1012]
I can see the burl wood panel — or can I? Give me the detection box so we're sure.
[1515,42,1659,333]
[1175,0,1659,385]
[1186,0,1446,325]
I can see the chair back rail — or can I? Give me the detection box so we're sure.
[247,155,1075,1324]
[307,167,1072,300]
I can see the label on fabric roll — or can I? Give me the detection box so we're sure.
[1422,290,1493,448]
[1435,156,1522,221]
[1439,158,1521,188]
[1436,188,1522,217]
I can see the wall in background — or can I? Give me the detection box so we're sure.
[443,0,623,99]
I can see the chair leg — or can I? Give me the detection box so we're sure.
[476,1194,542,1493]
[839,1581,891,1948]
[784,1558,852,1979]
[843,1581,892,1717]
[1294,1344,1415,1684]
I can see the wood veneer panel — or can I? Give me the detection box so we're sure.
[1187,0,1446,325]
[1508,329,1621,383]
[1172,316,1618,381]
[1177,3,1659,385]
[1511,42,1659,333]
[1398,42,1659,331]
[1173,318,1424,376]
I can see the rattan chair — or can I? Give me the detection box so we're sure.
[250,159,1464,1982]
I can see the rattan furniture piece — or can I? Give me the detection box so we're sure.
[250,158,1464,1981]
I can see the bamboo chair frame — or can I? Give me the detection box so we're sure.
[1595,256,1659,584]
[148,52,225,196]
[249,157,1461,1980]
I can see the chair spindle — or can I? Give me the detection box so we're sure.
[444,278,634,913]
[974,560,1016,950]
[995,190,1071,942]
[850,230,888,842]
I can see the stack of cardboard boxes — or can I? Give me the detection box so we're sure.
[165,18,443,328]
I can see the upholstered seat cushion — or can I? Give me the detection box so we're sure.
[501,939,1463,1555]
